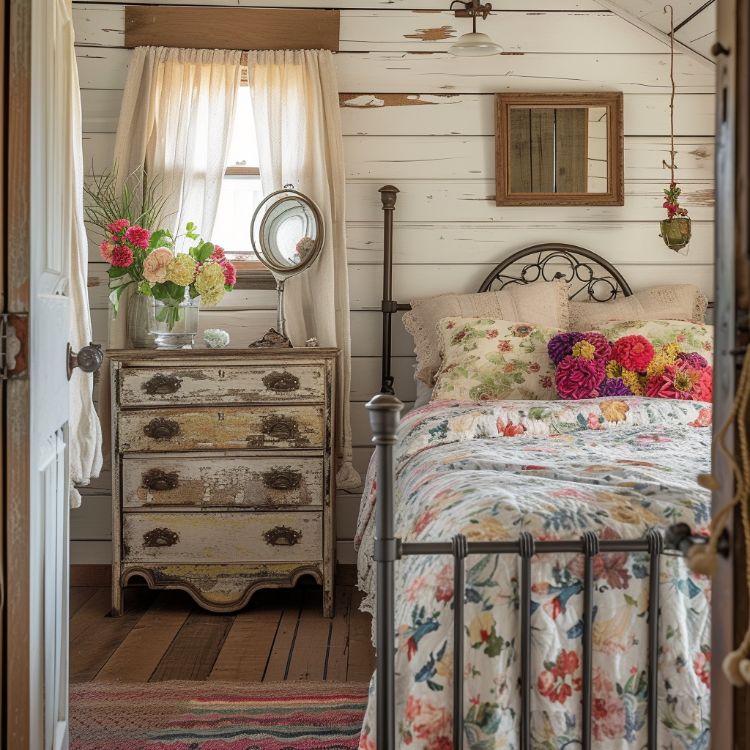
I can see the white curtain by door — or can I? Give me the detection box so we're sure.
[248,49,359,490]
[67,0,102,504]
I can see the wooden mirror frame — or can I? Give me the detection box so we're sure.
[495,92,624,207]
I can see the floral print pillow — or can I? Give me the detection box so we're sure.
[597,319,713,358]
[432,318,560,402]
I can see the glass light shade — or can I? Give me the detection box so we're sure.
[449,31,502,57]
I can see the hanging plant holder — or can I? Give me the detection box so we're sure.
[659,5,690,254]
[660,216,692,251]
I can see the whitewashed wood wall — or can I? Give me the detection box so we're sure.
[72,0,716,567]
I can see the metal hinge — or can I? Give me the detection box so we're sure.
[0,313,27,379]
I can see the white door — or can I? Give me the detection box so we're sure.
[6,1,77,748]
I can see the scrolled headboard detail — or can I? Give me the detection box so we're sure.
[377,186,633,395]
[478,243,632,302]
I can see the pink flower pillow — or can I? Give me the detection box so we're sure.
[548,331,712,401]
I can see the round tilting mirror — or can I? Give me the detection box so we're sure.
[250,186,325,345]
[251,187,324,276]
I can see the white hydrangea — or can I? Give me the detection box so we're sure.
[203,328,230,349]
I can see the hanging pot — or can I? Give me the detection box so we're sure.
[660,216,691,252]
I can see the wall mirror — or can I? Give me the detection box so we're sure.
[495,92,624,207]
[250,185,324,344]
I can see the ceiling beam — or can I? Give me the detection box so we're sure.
[594,0,715,66]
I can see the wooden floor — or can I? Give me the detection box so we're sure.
[69,570,375,684]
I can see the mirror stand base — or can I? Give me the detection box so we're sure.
[248,328,293,349]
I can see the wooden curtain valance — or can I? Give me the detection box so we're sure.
[124,6,340,52]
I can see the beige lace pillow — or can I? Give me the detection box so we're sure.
[403,280,570,386]
[569,284,708,330]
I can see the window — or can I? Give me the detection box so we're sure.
[212,86,264,266]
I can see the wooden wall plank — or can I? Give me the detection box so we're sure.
[75,0,604,9]
[124,6,340,51]
[82,131,715,182]
[76,6,666,54]
[74,48,713,94]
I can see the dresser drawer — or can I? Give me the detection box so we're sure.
[122,511,322,564]
[122,455,324,509]
[117,406,325,452]
[118,365,325,406]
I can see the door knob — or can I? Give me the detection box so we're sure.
[67,342,104,380]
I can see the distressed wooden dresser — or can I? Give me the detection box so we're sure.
[109,348,338,617]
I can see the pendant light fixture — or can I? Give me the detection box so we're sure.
[449,0,502,57]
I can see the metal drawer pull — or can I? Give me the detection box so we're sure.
[261,416,299,441]
[142,373,182,395]
[263,525,302,546]
[262,371,300,392]
[142,469,179,491]
[143,528,180,547]
[262,468,302,491]
[143,418,180,440]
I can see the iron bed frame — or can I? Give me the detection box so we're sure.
[366,184,705,750]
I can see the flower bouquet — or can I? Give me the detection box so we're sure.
[549,331,712,401]
[100,219,236,347]
[85,167,236,347]
[660,181,691,252]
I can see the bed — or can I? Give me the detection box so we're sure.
[355,186,712,750]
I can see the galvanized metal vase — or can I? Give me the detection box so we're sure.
[659,217,691,252]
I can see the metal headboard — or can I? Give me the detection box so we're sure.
[378,185,633,394]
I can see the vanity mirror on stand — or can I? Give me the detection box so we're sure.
[250,185,325,347]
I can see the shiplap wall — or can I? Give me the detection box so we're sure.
[71,0,716,566]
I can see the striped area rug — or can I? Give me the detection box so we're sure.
[70,681,369,749]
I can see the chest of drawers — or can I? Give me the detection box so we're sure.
[109,348,338,617]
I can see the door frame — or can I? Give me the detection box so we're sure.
[5,0,33,746]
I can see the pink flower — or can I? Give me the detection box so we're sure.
[611,335,654,372]
[99,240,114,262]
[689,407,713,428]
[694,650,711,688]
[124,225,150,249]
[221,260,237,286]
[555,355,604,400]
[111,244,133,268]
[211,245,226,261]
[106,218,129,235]
[143,247,173,283]
[646,364,712,401]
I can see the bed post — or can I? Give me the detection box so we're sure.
[366,392,403,750]
[379,185,399,394]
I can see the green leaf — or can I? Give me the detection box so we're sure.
[190,240,214,263]
[148,228,172,249]
[107,266,130,279]
[108,283,130,317]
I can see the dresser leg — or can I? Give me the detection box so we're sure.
[323,578,334,618]
[111,580,124,617]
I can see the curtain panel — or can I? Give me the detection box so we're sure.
[248,49,358,489]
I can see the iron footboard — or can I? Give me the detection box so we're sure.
[366,393,703,750]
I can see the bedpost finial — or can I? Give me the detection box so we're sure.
[366,393,403,444]
[379,184,399,210]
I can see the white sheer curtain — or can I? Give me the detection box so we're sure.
[248,49,359,490]
[66,0,102,505]
[100,46,241,458]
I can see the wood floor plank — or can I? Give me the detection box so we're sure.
[70,587,97,617]
[69,587,111,643]
[208,592,282,681]
[347,589,375,683]
[95,593,192,682]
[150,610,234,682]
[69,588,154,683]
[325,585,353,681]
[263,588,303,681]
[286,589,331,681]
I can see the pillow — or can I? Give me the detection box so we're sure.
[549,322,713,401]
[569,284,708,330]
[598,320,713,358]
[432,318,560,402]
[403,280,569,386]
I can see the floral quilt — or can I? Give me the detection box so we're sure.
[355,397,712,750]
